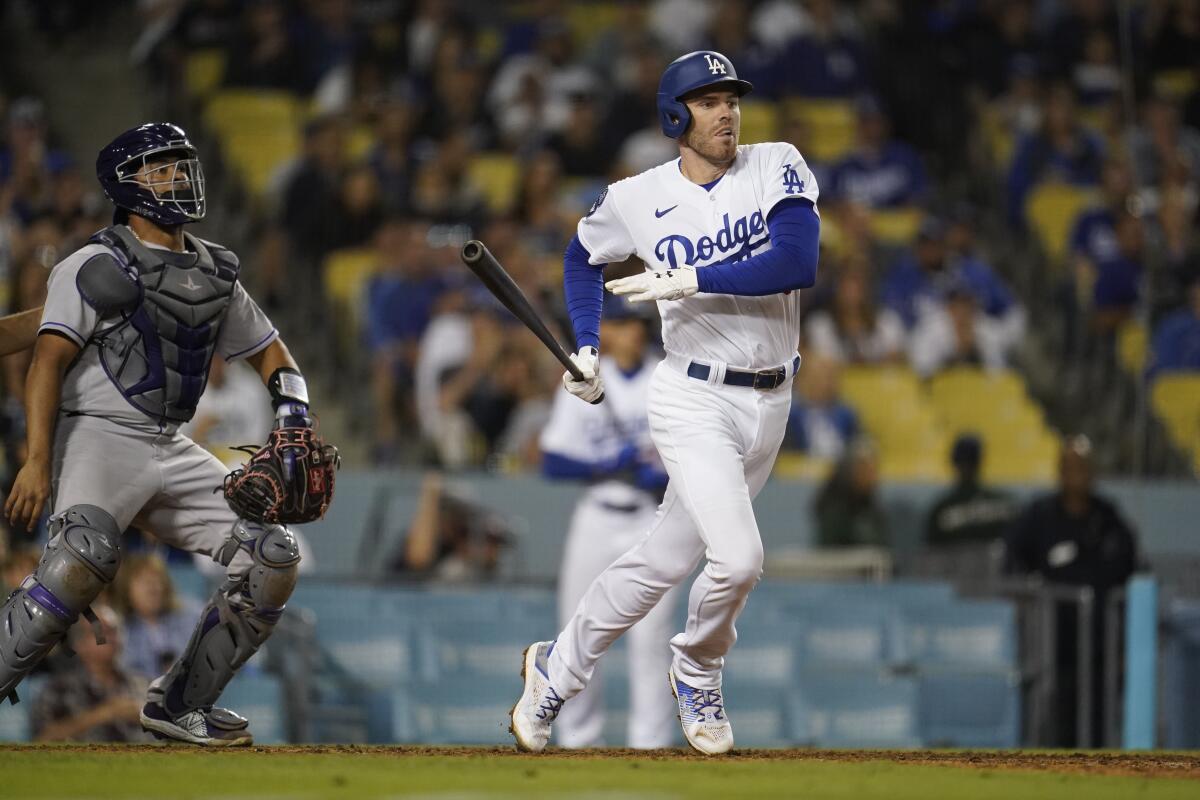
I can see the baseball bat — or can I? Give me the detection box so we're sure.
[460,240,604,403]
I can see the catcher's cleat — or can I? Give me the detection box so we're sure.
[140,698,253,747]
[509,641,563,753]
[669,668,733,755]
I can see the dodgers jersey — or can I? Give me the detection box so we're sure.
[540,355,660,508]
[578,142,819,370]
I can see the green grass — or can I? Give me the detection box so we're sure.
[5,747,1197,800]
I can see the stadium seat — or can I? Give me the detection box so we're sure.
[782,98,857,163]
[917,670,1021,748]
[1117,319,1148,376]
[204,90,304,197]
[310,614,414,689]
[414,618,548,682]
[720,682,790,747]
[410,679,517,745]
[869,206,922,246]
[322,247,377,312]
[1152,374,1200,469]
[468,153,520,214]
[788,666,921,748]
[739,100,778,145]
[1025,182,1097,266]
[792,604,895,667]
[0,674,47,742]
[184,49,226,100]
[893,601,1017,670]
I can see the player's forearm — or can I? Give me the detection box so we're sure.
[695,200,819,296]
[23,336,74,463]
[0,307,43,357]
[247,338,299,385]
[563,235,604,350]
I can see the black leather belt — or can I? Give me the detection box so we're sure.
[686,356,800,391]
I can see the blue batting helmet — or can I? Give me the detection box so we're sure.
[96,122,206,226]
[657,51,753,138]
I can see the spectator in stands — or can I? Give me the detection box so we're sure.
[1069,158,1133,273]
[599,40,663,147]
[369,97,418,215]
[390,471,513,582]
[881,215,1021,332]
[804,255,906,364]
[813,439,887,548]
[784,354,859,460]
[329,164,384,251]
[1150,272,1200,375]
[366,219,446,463]
[514,150,571,251]
[180,357,273,464]
[1130,94,1200,191]
[31,607,147,742]
[1076,208,1144,337]
[829,95,926,210]
[111,554,200,681]
[775,0,869,99]
[415,60,495,153]
[408,136,487,231]
[1006,82,1105,228]
[545,90,617,178]
[963,0,1043,100]
[925,433,1016,548]
[222,0,304,93]
[909,282,1010,378]
[1046,0,1120,79]
[280,115,347,261]
[1005,434,1140,747]
[1144,0,1200,85]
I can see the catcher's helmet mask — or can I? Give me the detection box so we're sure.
[97,123,206,226]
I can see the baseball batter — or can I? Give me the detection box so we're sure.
[510,51,820,755]
[540,297,678,748]
[0,123,329,746]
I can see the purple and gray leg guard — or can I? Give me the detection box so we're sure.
[158,520,300,715]
[0,505,121,703]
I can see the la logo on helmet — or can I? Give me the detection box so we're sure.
[704,54,727,75]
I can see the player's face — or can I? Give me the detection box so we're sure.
[683,89,740,164]
[136,155,195,198]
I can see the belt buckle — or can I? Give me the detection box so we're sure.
[753,367,784,391]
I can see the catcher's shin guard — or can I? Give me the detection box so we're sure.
[160,521,300,714]
[0,505,121,702]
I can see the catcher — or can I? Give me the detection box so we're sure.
[0,123,338,746]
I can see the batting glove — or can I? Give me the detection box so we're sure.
[606,267,698,303]
[563,346,604,404]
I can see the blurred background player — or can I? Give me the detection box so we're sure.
[0,122,325,747]
[511,50,820,755]
[539,295,676,749]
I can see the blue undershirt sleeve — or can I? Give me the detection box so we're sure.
[542,452,599,481]
[694,198,820,296]
[563,234,604,350]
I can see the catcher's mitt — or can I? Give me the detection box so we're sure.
[222,426,341,524]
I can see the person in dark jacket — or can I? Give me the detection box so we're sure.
[1005,434,1140,747]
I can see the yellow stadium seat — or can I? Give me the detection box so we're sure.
[774,452,835,480]
[1117,319,1148,376]
[1152,374,1200,458]
[468,153,521,214]
[323,248,378,311]
[869,207,922,246]
[204,90,304,197]
[1153,69,1197,102]
[1025,182,1097,266]
[345,125,375,161]
[739,100,778,145]
[566,2,622,49]
[979,105,1015,167]
[782,98,857,163]
[185,49,226,100]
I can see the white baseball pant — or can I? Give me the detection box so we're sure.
[547,355,794,697]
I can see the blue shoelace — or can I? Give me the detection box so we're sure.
[688,688,725,721]
[537,687,564,721]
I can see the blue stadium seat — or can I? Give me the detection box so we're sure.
[793,604,896,667]
[409,679,516,744]
[721,682,789,748]
[414,618,547,682]
[788,667,922,748]
[917,670,1020,748]
[221,673,286,744]
[167,563,213,604]
[895,600,1017,670]
[0,674,47,742]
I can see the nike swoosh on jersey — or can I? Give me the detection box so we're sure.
[654,205,679,218]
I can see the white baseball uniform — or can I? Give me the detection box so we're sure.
[540,354,679,748]
[546,143,819,698]
[40,238,277,577]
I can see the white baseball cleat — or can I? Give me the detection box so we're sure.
[669,668,734,755]
[509,641,564,753]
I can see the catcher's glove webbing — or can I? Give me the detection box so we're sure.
[222,426,341,524]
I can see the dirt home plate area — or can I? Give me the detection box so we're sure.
[5,745,1200,799]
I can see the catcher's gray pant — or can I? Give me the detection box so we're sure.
[50,413,299,712]
[554,493,679,749]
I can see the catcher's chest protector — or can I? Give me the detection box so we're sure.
[88,225,239,425]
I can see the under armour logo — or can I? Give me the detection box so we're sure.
[704,55,727,75]
[180,275,202,292]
